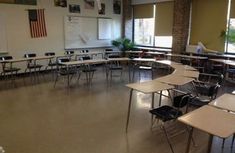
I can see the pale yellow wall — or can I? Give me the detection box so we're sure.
[0,0,122,71]
[190,0,228,52]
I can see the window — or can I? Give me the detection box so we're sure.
[227,19,235,53]
[134,18,155,46]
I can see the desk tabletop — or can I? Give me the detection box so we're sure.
[156,60,182,66]
[209,94,235,112]
[166,54,208,60]
[107,57,130,62]
[126,80,174,94]
[75,52,103,56]
[178,105,235,138]
[173,69,199,78]
[132,58,156,62]
[156,75,194,86]
[61,59,107,65]
[210,59,235,66]
[146,51,165,55]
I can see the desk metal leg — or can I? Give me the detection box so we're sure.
[185,127,194,153]
[159,91,162,106]
[126,89,133,132]
[207,135,213,153]
[151,93,155,126]
[67,66,70,87]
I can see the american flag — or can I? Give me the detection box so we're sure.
[28,9,47,38]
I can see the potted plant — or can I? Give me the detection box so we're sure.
[111,38,135,57]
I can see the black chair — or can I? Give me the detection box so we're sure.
[45,52,57,71]
[133,59,154,81]
[24,53,43,80]
[189,73,223,107]
[81,56,96,84]
[149,91,194,153]
[54,58,80,87]
[65,50,74,55]
[0,56,21,82]
[107,55,123,81]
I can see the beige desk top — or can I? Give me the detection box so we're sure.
[132,58,156,62]
[146,51,165,55]
[210,59,235,66]
[166,53,208,60]
[156,60,182,66]
[75,52,103,56]
[61,59,107,66]
[126,80,174,94]
[173,69,200,78]
[178,105,235,138]
[126,51,143,54]
[107,57,130,62]
[0,56,54,63]
[209,94,235,112]
[156,75,194,86]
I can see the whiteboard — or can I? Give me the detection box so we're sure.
[64,16,112,49]
[0,14,7,52]
[98,18,112,40]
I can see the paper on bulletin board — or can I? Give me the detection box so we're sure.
[98,18,112,40]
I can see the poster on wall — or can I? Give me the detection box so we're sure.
[113,0,121,14]
[54,0,67,7]
[69,4,81,13]
[98,3,105,15]
[84,0,94,9]
[0,0,36,5]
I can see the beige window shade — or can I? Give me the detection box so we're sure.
[231,0,235,18]
[190,0,228,51]
[155,1,174,36]
[133,4,154,19]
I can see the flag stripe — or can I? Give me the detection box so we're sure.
[29,9,47,38]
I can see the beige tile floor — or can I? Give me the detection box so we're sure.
[0,67,234,153]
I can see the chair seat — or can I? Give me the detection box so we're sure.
[3,67,20,73]
[149,106,183,122]
[189,97,210,107]
[27,64,43,69]
[109,66,123,70]
[48,63,57,67]
[59,69,77,75]
[227,69,235,73]
[82,68,96,72]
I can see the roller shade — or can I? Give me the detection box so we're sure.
[133,4,154,19]
[231,0,235,18]
[155,1,174,36]
[190,0,228,51]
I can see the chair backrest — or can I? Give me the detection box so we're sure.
[58,58,70,63]
[45,52,55,56]
[108,54,120,58]
[24,53,36,58]
[0,56,13,61]
[105,48,113,52]
[65,51,74,55]
[173,94,191,108]
[82,56,91,60]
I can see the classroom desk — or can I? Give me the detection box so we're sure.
[178,105,235,153]
[146,51,165,56]
[75,51,104,59]
[209,93,235,112]
[136,46,172,52]
[166,53,208,60]
[172,69,200,78]
[125,80,174,131]
[155,75,195,86]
